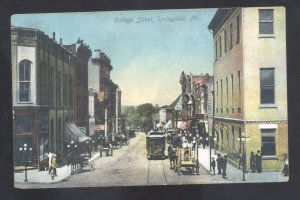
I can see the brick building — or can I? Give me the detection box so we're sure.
[12,27,89,169]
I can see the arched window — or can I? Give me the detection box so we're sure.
[19,60,31,102]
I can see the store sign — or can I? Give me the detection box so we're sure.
[95,124,105,130]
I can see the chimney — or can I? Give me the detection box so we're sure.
[52,32,56,40]
[60,38,62,45]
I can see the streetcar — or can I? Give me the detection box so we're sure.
[146,131,166,160]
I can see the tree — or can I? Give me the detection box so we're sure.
[136,103,155,131]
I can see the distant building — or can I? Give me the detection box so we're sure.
[179,72,213,132]
[208,7,287,171]
[88,87,97,136]
[91,51,121,139]
[12,27,89,168]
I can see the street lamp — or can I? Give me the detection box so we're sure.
[98,136,103,157]
[67,140,78,175]
[196,133,200,175]
[19,143,32,182]
[237,132,250,181]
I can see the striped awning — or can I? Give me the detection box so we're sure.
[65,122,90,143]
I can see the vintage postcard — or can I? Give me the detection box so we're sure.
[11,7,288,189]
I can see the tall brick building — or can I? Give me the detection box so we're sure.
[12,27,89,168]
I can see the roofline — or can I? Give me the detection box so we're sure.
[207,8,237,36]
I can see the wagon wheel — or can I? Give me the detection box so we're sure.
[176,163,181,175]
[89,160,95,171]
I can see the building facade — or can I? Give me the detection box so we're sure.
[179,71,213,132]
[208,7,288,171]
[64,41,92,136]
[91,51,120,139]
[12,27,78,168]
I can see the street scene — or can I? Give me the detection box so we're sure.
[12,7,288,189]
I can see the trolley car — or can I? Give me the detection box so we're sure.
[146,131,166,160]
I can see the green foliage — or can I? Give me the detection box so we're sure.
[122,103,155,131]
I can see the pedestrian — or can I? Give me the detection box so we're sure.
[281,155,289,176]
[250,151,256,173]
[49,154,57,177]
[211,157,216,175]
[216,153,222,175]
[48,152,53,174]
[222,154,228,178]
[256,150,262,173]
[192,139,196,151]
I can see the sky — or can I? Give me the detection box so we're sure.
[12,8,217,106]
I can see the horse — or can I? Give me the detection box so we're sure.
[67,152,84,174]
[168,147,178,170]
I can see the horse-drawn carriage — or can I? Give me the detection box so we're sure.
[102,141,113,156]
[67,153,95,174]
[168,145,199,175]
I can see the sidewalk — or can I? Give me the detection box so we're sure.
[197,146,289,183]
[14,148,101,184]
[14,135,139,184]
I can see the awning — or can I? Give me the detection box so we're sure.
[164,120,172,129]
[65,122,91,143]
[178,121,188,130]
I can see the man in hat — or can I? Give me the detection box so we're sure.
[222,154,228,178]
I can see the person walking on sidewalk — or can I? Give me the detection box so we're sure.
[49,155,57,177]
[216,153,222,175]
[256,150,262,173]
[250,151,256,173]
[48,152,53,174]
[222,154,228,178]
[281,155,289,176]
[211,157,216,175]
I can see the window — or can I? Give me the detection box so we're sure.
[238,71,241,109]
[236,15,240,43]
[224,30,227,53]
[232,126,235,149]
[15,116,32,132]
[238,128,241,153]
[219,35,222,57]
[231,74,234,106]
[261,129,276,156]
[259,9,274,35]
[215,40,218,61]
[226,77,228,106]
[19,60,31,102]
[216,81,218,110]
[220,79,223,107]
[230,23,233,49]
[260,68,275,104]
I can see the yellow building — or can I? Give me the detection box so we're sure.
[208,7,287,172]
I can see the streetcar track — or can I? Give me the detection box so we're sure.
[146,159,168,185]
[161,159,168,185]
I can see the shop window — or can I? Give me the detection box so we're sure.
[15,116,32,132]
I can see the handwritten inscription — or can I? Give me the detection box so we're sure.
[114,15,201,24]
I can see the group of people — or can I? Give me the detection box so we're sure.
[249,150,262,173]
[211,153,228,178]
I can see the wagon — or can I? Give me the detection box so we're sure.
[174,146,199,175]
[80,154,96,172]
